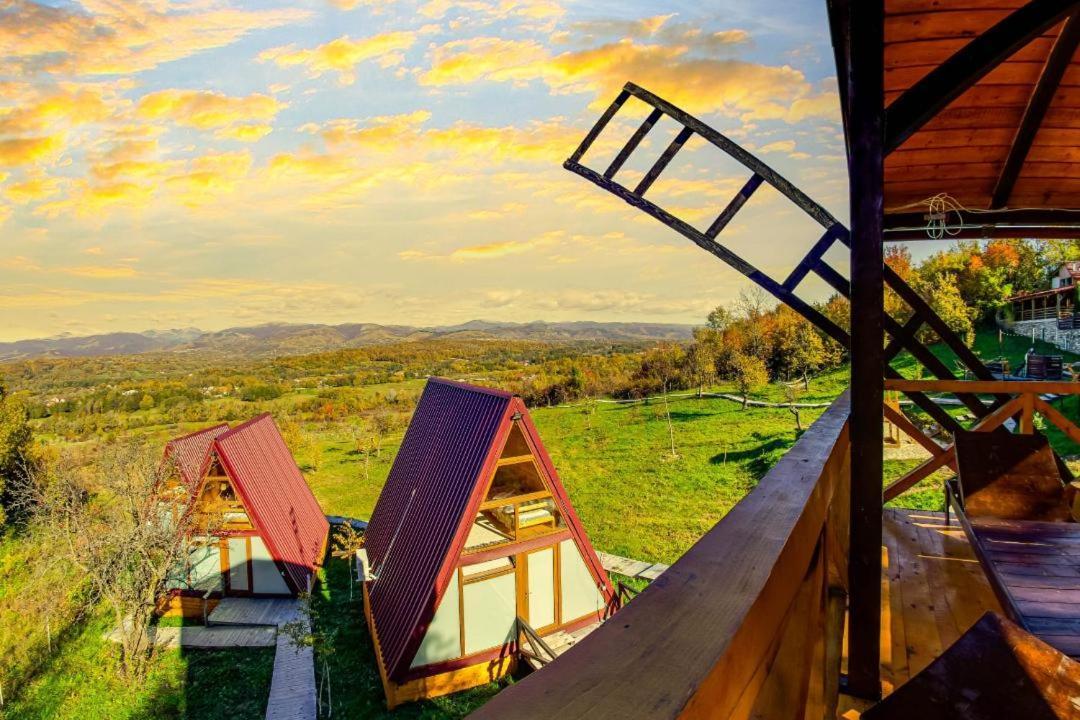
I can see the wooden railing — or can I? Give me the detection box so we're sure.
[1013,305,1060,322]
[883,379,1080,501]
[468,393,851,719]
[517,617,557,668]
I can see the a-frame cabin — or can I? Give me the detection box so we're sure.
[363,378,614,708]
[160,414,330,616]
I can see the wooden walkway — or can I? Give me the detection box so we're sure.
[265,615,316,720]
[596,551,668,581]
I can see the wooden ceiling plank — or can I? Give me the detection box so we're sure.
[991,13,1080,208]
[884,0,1078,155]
[887,37,1054,69]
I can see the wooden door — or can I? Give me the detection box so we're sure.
[227,536,250,593]
[523,547,556,631]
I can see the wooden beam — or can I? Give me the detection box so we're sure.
[884,0,1079,155]
[843,0,883,699]
[884,379,1080,395]
[884,225,1080,241]
[992,13,1080,209]
[881,402,951,462]
[603,108,663,180]
[882,448,955,502]
[1034,396,1080,445]
[882,395,1025,502]
[1020,392,1036,434]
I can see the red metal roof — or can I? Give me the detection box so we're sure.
[163,423,229,489]
[1006,285,1074,302]
[213,414,329,593]
[365,377,613,681]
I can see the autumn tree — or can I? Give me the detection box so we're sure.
[731,352,767,410]
[685,330,718,397]
[0,383,33,527]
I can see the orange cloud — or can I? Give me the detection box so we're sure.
[0,87,113,134]
[137,90,283,129]
[166,151,252,205]
[316,112,600,164]
[401,230,566,262]
[214,123,273,142]
[0,135,64,167]
[60,265,139,279]
[4,176,62,204]
[259,32,418,85]
[35,181,154,218]
[420,37,837,123]
[0,0,310,77]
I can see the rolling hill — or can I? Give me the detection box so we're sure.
[0,320,696,361]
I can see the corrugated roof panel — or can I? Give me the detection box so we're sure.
[163,423,230,489]
[213,414,329,592]
[366,378,512,680]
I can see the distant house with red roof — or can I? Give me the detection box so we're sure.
[161,414,329,614]
[1007,262,1080,322]
[363,378,614,708]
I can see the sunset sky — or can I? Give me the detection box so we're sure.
[0,0,859,341]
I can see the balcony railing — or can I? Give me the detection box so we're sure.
[1013,306,1060,321]
[468,392,852,719]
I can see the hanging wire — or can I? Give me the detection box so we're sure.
[888,193,1080,241]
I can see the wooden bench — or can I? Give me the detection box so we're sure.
[946,430,1080,658]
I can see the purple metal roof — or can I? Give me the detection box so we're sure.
[214,414,330,592]
[366,378,514,680]
[163,423,229,489]
[365,377,614,681]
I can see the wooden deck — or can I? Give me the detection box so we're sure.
[105,621,277,648]
[877,509,1003,692]
[840,508,1003,717]
[208,597,300,627]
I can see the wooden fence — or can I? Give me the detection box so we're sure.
[467,393,852,719]
[883,379,1080,501]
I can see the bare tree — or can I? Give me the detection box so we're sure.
[784,383,804,431]
[637,343,686,459]
[21,445,213,679]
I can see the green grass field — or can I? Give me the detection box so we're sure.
[0,611,274,720]
[9,323,1080,718]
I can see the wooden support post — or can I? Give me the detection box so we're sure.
[1020,392,1035,434]
[843,0,883,700]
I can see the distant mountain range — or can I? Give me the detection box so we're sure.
[0,320,697,362]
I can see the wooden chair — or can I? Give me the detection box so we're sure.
[949,429,1072,523]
